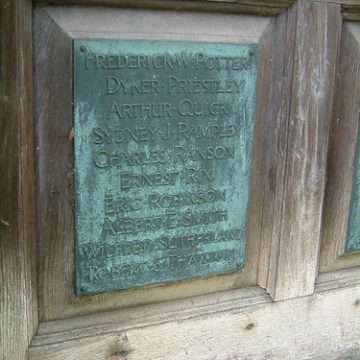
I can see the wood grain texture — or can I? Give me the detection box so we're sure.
[33,286,270,345]
[34,7,270,321]
[34,7,74,321]
[257,3,296,296]
[342,3,360,22]
[0,0,38,359]
[320,23,360,272]
[31,0,360,21]
[33,0,295,17]
[41,6,271,42]
[257,0,342,300]
[29,271,360,360]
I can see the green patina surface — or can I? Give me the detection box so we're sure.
[345,113,360,253]
[73,39,258,295]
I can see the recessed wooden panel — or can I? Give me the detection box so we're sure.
[0,0,38,358]
[34,6,270,320]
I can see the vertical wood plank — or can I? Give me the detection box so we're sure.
[320,23,360,271]
[258,0,342,300]
[0,0,38,359]
[250,19,276,288]
[257,4,297,291]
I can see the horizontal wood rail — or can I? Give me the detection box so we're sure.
[33,0,360,21]
[34,0,296,17]
[29,268,360,359]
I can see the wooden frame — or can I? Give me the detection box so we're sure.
[319,22,360,273]
[34,6,273,321]
[0,1,38,359]
[2,0,360,359]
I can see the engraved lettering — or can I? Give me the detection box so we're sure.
[107,101,173,119]
[84,51,255,71]
[92,123,237,144]
[74,40,257,294]
[94,149,167,168]
[172,145,235,162]
[183,167,215,184]
[104,192,143,214]
[167,76,245,94]
[80,229,243,262]
[107,77,160,95]
[178,99,230,116]
[120,171,179,190]
[103,209,227,235]
[85,248,238,282]
[148,189,226,209]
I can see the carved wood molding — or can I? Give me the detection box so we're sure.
[33,0,360,21]
[28,268,360,359]
[34,0,296,17]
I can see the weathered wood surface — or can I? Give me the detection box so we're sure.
[33,286,270,345]
[34,7,270,321]
[34,0,295,17]
[32,0,360,21]
[0,0,38,359]
[316,266,360,291]
[342,2,360,22]
[34,7,75,322]
[320,23,360,272]
[29,269,360,359]
[257,0,342,300]
[40,6,270,42]
[257,2,297,299]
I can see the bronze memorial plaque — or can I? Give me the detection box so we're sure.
[73,39,258,295]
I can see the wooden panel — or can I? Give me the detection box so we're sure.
[34,0,295,17]
[32,0,360,22]
[34,8,74,321]
[29,270,360,359]
[34,7,271,320]
[320,23,360,272]
[257,2,296,295]
[257,1,342,300]
[0,0,38,359]
[39,6,271,41]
